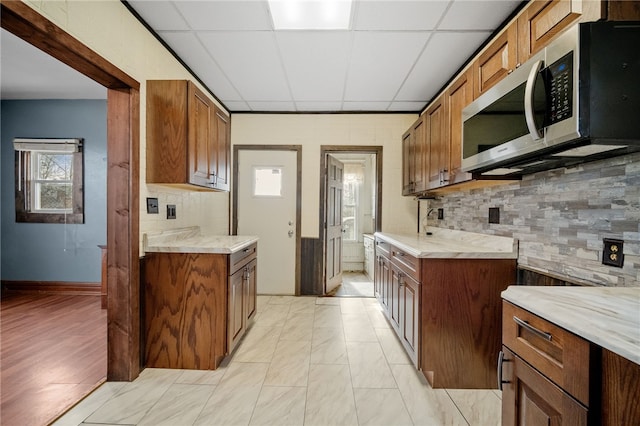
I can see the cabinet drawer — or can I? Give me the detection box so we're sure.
[390,247,419,282]
[502,301,592,407]
[229,243,257,275]
[375,238,391,258]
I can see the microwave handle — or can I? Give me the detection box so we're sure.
[524,59,544,140]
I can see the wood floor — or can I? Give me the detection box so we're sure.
[1,292,107,426]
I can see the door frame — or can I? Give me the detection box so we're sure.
[232,145,302,295]
[319,145,383,294]
[1,2,141,381]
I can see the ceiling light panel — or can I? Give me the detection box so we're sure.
[344,31,430,102]
[276,31,351,101]
[268,0,353,30]
[160,31,241,102]
[198,32,291,102]
[396,31,490,101]
[173,1,273,31]
[353,0,449,31]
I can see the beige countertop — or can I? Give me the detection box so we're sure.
[374,227,518,259]
[143,227,258,254]
[502,286,640,365]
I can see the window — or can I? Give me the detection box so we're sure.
[14,138,84,224]
[253,166,283,197]
[342,162,363,242]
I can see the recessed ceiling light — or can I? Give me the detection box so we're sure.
[268,0,352,30]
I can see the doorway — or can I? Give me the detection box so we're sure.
[320,146,382,296]
[1,1,141,386]
[233,145,302,295]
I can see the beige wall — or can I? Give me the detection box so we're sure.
[22,0,230,253]
[231,114,418,238]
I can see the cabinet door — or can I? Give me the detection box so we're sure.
[412,117,427,193]
[228,268,245,353]
[402,128,414,195]
[473,23,518,98]
[188,82,215,187]
[390,266,402,332]
[426,96,446,189]
[401,274,419,366]
[500,347,588,426]
[445,68,473,185]
[212,108,230,191]
[245,259,257,321]
[517,0,581,63]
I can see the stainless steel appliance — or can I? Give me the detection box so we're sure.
[462,21,640,177]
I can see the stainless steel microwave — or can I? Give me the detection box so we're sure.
[462,21,640,177]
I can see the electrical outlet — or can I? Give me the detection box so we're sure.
[602,238,624,267]
[488,207,500,224]
[167,204,176,219]
[437,208,444,220]
[146,197,159,214]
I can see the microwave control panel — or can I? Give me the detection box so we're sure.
[545,51,573,125]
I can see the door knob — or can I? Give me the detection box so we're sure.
[288,230,294,238]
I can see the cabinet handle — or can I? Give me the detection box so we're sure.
[497,350,510,390]
[243,248,250,253]
[396,251,405,257]
[513,316,552,341]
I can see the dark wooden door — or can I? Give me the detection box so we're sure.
[245,259,257,321]
[390,266,402,332]
[213,108,230,191]
[227,268,245,353]
[325,155,344,294]
[401,273,419,364]
[501,347,588,426]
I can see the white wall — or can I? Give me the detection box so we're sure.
[231,114,418,238]
[22,0,230,253]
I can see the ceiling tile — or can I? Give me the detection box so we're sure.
[276,31,351,102]
[344,31,430,102]
[396,31,491,101]
[198,31,291,102]
[387,101,427,112]
[160,31,241,102]
[353,0,449,31]
[223,101,251,111]
[342,101,391,111]
[248,101,296,111]
[439,0,522,30]
[296,101,344,111]
[128,1,189,31]
[172,1,272,31]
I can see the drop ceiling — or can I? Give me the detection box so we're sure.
[0,1,524,113]
[127,0,523,112]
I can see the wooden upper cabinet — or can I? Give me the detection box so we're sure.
[473,23,517,98]
[517,0,582,63]
[425,96,446,189]
[402,116,427,195]
[445,68,474,186]
[146,80,230,191]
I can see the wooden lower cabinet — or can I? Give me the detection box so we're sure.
[500,346,588,426]
[374,237,516,384]
[143,243,257,370]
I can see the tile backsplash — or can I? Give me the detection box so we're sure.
[424,152,640,287]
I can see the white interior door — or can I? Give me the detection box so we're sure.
[237,150,297,295]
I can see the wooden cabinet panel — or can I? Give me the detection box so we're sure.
[246,258,257,321]
[421,259,516,388]
[501,347,588,426]
[390,266,402,332]
[146,80,230,191]
[445,68,473,185]
[473,24,518,98]
[228,266,245,353]
[401,273,419,365]
[402,116,426,195]
[602,348,640,426]
[144,252,227,370]
[426,97,447,189]
[503,301,592,406]
[517,0,582,63]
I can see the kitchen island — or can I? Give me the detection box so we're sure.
[501,286,640,425]
[143,227,258,370]
[374,227,518,388]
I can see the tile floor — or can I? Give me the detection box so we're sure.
[53,296,501,426]
[333,272,375,298]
